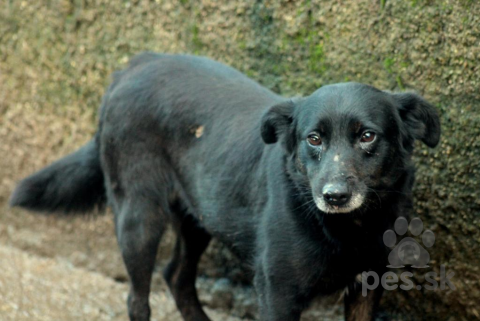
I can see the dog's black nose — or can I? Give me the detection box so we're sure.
[322,184,351,206]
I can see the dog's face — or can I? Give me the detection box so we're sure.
[261,83,440,214]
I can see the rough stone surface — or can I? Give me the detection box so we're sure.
[1,1,479,320]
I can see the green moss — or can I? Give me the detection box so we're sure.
[383,57,395,74]
[309,42,326,74]
[190,24,203,54]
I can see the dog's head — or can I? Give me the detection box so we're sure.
[261,82,440,214]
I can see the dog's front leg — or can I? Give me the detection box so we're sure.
[254,263,303,321]
[344,279,383,321]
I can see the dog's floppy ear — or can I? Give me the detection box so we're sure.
[261,99,296,146]
[393,92,441,148]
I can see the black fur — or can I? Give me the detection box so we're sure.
[9,140,105,213]
[10,53,440,321]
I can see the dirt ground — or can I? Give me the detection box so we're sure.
[0,207,247,321]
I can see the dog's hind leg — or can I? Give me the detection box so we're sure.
[115,198,166,321]
[163,210,212,321]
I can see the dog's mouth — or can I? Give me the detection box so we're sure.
[313,193,365,214]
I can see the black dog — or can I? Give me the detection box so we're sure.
[10,53,440,321]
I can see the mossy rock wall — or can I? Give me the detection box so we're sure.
[1,1,479,320]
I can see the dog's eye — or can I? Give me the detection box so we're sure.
[307,133,322,146]
[361,132,376,143]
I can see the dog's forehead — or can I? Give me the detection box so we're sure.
[296,83,394,126]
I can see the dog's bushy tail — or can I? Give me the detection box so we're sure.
[9,139,105,214]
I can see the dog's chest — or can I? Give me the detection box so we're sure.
[308,237,384,293]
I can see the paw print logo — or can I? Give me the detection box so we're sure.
[383,217,435,269]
